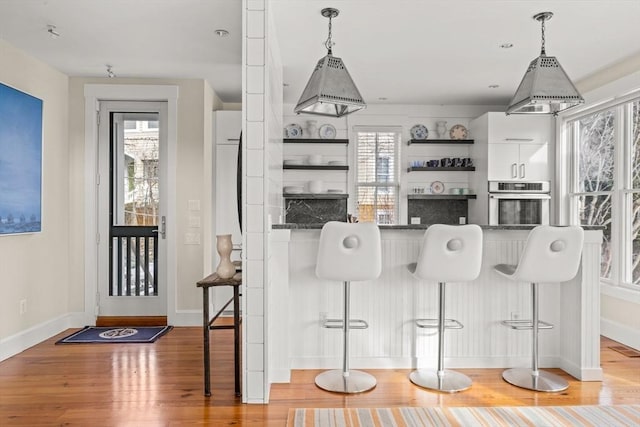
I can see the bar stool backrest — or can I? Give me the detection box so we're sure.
[316,221,382,282]
[511,225,584,283]
[413,224,483,282]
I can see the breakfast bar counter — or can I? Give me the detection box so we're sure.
[268,224,603,384]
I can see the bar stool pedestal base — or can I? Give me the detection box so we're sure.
[502,368,568,392]
[409,369,472,393]
[315,370,376,394]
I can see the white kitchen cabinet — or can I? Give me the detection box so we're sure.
[468,112,553,224]
[487,142,548,181]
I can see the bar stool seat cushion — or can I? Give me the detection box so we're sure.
[316,221,382,282]
[413,224,483,283]
[494,226,584,283]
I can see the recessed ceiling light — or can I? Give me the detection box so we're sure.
[283,83,290,87]
[47,24,60,39]
[489,84,500,89]
[378,97,388,101]
[215,29,230,37]
[500,43,514,49]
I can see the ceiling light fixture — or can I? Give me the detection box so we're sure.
[294,7,365,117]
[106,65,116,78]
[506,11,584,115]
[47,24,60,39]
[215,29,229,37]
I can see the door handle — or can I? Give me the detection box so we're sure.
[520,163,525,178]
[152,216,166,239]
[511,163,518,178]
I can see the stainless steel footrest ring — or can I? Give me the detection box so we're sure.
[409,369,472,393]
[416,318,463,329]
[315,369,377,393]
[322,319,368,329]
[501,319,554,330]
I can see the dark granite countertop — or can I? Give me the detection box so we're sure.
[272,223,604,231]
[283,193,348,199]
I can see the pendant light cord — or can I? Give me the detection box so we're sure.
[540,17,546,55]
[325,15,333,54]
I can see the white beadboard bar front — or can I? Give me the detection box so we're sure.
[268,226,603,384]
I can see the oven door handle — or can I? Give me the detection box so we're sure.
[490,194,551,200]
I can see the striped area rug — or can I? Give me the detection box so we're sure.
[287,405,640,427]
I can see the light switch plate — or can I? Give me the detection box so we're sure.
[188,199,201,211]
[411,217,421,224]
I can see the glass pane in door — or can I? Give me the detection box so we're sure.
[117,116,159,226]
[111,113,160,297]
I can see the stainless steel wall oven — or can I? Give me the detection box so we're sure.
[488,181,550,225]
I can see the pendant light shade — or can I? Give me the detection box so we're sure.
[294,8,365,117]
[506,12,584,115]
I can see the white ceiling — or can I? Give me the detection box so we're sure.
[1,0,639,107]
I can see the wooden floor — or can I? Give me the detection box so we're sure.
[0,326,638,426]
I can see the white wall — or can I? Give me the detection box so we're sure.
[243,0,284,403]
[0,40,70,359]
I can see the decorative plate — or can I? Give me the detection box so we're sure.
[318,123,336,139]
[449,124,468,140]
[410,124,429,140]
[284,123,303,138]
[430,181,445,194]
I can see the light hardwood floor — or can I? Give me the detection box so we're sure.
[0,326,638,426]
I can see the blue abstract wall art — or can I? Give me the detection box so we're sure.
[0,82,43,235]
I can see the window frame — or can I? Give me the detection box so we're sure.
[560,93,640,291]
[352,126,401,225]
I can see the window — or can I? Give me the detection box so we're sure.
[355,129,399,224]
[564,96,640,289]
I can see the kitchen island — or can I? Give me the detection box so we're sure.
[268,224,603,384]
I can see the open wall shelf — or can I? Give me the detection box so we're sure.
[284,138,349,144]
[284,165,349,171]
[408,139,474,145]
[407,166,475,172]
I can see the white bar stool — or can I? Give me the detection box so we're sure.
[494,225,584,392]
[408,224,483,393]
[315,221,382,394]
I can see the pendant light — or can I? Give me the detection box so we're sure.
[294,8,366,117]
[506,12,584,115]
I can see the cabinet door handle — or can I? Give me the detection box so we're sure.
[520,163,525,178]
[505,138,534,142]
[511,163,518,178]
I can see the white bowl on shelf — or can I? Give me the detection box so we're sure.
[283,186,303,194]
[307,154,323,165]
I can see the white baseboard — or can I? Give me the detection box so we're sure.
[560,357,603,381]
[601,318,640,350]
[290,356,563,370]
[170,309,202,326]
[0,312,88,362]
[268,369,291,384]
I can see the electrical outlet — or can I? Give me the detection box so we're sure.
[19,299,27,315]
[411,217,421,224]
[459,216,467,224]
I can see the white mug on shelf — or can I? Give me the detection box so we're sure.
[309,180,323,193]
